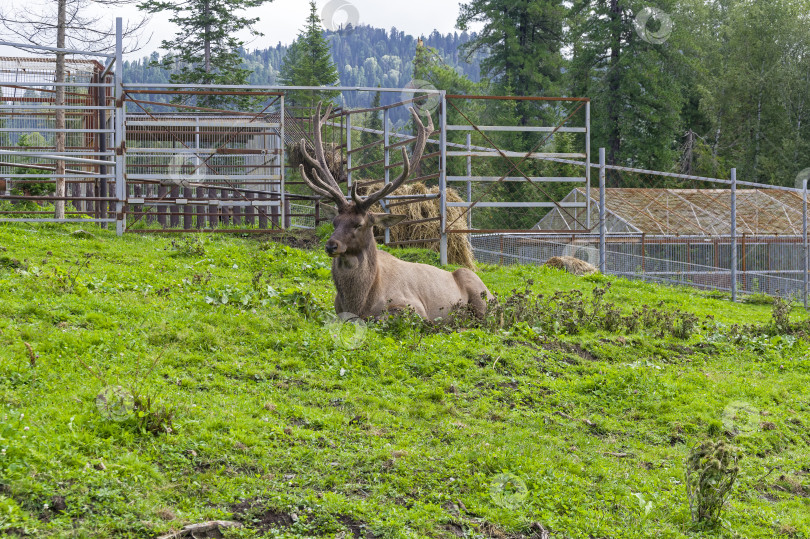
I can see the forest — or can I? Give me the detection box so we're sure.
[122,0,810,188]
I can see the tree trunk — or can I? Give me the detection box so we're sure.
[54,0,67,219]
[204,0,211,73]
[753,62,764,181]
[606,0,622,185]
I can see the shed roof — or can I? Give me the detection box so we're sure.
[536,187,805,235]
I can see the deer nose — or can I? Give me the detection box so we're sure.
[325,240,339,256]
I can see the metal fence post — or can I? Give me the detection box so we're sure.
[346,112,352,192]
[466,133,472,229]
[97,72,108,226]
[731,168,737,301]
[439,92,448,266]
[599,148,606,272]
[585,100,591,230]
[802,179,810,310]
[113,17,125,236]
[280,94,286,230]
[383,107,390,244]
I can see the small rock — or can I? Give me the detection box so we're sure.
[94,461,106,471]
[71,229,96,239]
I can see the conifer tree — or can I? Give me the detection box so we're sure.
[457,0,566,128]
[279,1,340,109]
[138,0,273,109]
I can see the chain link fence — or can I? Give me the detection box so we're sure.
[472,158,810,303]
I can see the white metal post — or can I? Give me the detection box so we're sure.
[113,17,125,236]
[730,168,737,301]
[599,148,606,272]
[280,95,286,229]
[439,93,448,266]
[346,112,352,191]
[802,179,810,310]
[383,108,390,244]
[466,133,472,229]
[585,100,591,229]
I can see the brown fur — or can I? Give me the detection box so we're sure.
[298,102,493,320]
[327,209,492,319]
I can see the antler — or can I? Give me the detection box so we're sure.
[352,107,434,213]
[298,102,349,210]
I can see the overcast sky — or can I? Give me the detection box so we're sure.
[0,0,479,59]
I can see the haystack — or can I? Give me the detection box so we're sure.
[544,256,598,276]
[287,142,347,183]
[360,182,476,268]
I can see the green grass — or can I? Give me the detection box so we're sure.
[0,223,809,538]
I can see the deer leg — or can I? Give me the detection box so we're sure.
[452,268,492,318]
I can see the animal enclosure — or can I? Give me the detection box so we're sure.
[2,24,810,305]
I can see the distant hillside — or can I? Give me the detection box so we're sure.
[123,25,482,110]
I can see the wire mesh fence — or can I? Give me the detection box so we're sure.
[0,56,116,223]
[122,87,288,231]
[503,160,810,303]
[471,233,806,301]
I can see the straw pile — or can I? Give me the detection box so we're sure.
[544,256,598,276]
[287,142,347,183]
[361,182,476,268]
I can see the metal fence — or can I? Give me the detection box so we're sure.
[471,233,807,301]
[0,45,117,226]
[469,149,810,305]
[2,17,809,304]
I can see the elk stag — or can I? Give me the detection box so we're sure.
[299,102,493,320]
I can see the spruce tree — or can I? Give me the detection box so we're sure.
[457,0,566,128]
[138,0,273,109]
[568,0,684,174]
[279,1,340,109]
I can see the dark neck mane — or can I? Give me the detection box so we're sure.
[331,235,380,315]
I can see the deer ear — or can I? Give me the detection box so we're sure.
[369,213,406,227]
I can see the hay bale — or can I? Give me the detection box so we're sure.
[544,256,598,276]
[287,142,346,183]
[361,182,476,269]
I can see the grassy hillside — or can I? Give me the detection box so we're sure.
[0,224,808,538]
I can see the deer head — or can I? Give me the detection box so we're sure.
[298,102,433,258]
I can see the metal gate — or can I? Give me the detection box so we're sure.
[120,85,289,233]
